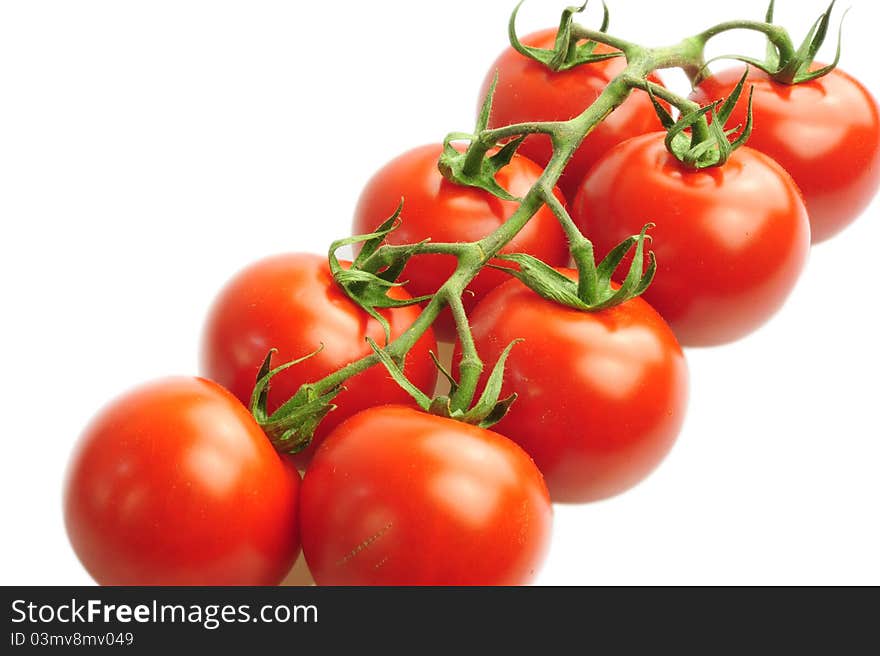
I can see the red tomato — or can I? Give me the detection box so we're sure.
[572,132,810,346]
[463,270,688,503]
[351,143,568,341]
[481,29,667,202]
[201,253,437,464]
[690,66,880,243]
[64,377,301,585]
[300,406,552,585]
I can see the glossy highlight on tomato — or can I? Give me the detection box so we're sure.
[481,29,667,202]
[464,270,689,503]
[64,377,301,586]
[690,65,880,243]
[573,132,811,346]
[300,406,553,585]
[352,143,568,340]
[200,252,437,464]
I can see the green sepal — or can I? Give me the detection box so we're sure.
[664,68,754,169]
[493,255,588,307]
[366,338,522,429]
[365,337,431,408]
[474,394,519,430]
[490,224,656,312]
[764,0,781,69]
[509,0,621,72]
[706,0,845,85]
[329,202,432,344]
[430,350,459,397]
[250,348,343,455]
[779,1,846,84]
[458,339,522,429]
[438,74,526,202]
[646,85,676,130]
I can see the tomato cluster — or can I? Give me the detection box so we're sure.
[63,13,879,587]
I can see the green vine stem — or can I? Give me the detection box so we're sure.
[447,294,483,412]
[262,2,838,441]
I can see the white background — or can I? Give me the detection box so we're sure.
[1,0,878,586]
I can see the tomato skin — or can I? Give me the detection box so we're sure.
[351,143,568,341]
[572,132,811,346]
[481,29,667,202]
[64,377,301,586]
[464,271,688,503]
[690,66,880,243]
[300,406,552,585]
[200,253,437,464]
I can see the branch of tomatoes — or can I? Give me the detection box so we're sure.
[257,0,854,455]
[66,0,879,588]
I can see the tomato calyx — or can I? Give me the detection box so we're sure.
[508,0,621,72]
[250,349,343,455]
[438,75,528,202]
[650,68,754,169]
[491,224,656,312]
[703,0,846,85]
[367,337,521,429]
[329,203,432,344]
